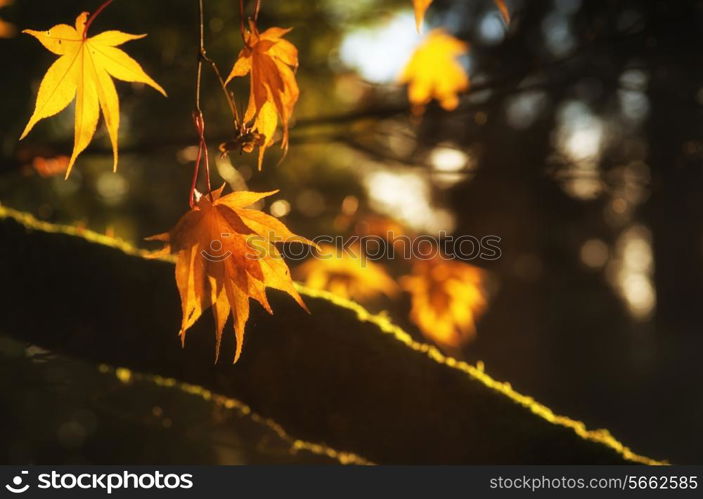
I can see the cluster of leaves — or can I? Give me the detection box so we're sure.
[294,216,487,352]
[150,6,307,362]
[290,0,505,351]
[18,1,307,362]
[17,0,504,362]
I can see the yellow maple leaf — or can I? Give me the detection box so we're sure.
[413,0,509,31]
[148,186,316,363]
[294,244,397,302]
[225,19,299,170]
[20,12,166,178]
[401,256,486,350]
[398,29,469,114]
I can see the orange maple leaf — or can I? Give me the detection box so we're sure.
[225,19,299,170]
[294,243,397,302]
[31,155,70,177]
[494,0,511,25]
[412,0,432,32]
[401,256,487,350]
[413,0,510,31]
[354,215,408,242]
[398,29,469,114]
[149,186,316,363]
[0,0,15,38]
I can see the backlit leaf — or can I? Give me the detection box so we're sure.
[19,12,166,178]
[148,186,317,363]
[398,29,469,114]
[225,19,299,170]
[401,256,487,350]
[294,244,397,302]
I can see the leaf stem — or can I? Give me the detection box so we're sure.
[191,0,237,206]
[195,0,239,126]
[239,0,246,43]
[201,53,240,126]
[83,0,114,39]
[189,113,202,209]
[191,0,211,206]
[190,111,211,208]
[239,0,261,43]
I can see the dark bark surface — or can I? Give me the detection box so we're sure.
[0,338,358,464]
[0,209,659,464]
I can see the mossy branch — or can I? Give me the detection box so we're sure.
[0,205,664,465]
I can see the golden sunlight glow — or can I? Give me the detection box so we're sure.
[215,154,249,191]
[607,225,655,320]
[339,11,421,84]
[269,199,292,218]
[365,170,455,233]
[554,100,605,200]
[429,146,468,172]
[429,145,474,188]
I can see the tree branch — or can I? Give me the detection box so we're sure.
[0,207,661,465]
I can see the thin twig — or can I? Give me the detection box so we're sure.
[239,0,259,41]
[190,113,203,208]
[191,0,240,206]
[83,0,114,39]
[194,112,211,193]
[194,0,205,114]
[201,53,240,126]
[196,0,239,124]
[239,0,247,43]
[191,0,213,206]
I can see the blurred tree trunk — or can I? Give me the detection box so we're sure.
[644,0,703,335]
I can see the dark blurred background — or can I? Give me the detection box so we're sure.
[0,0,702,463]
